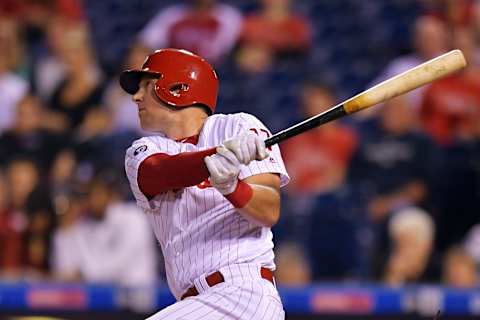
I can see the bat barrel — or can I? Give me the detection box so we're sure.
[343,49,467,114]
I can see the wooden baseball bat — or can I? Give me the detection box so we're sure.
[264,49,467,148]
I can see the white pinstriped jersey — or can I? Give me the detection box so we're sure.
[125,113,289,300]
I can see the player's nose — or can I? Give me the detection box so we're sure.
[132,88,144,104]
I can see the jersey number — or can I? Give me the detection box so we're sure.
[249,128,273,151]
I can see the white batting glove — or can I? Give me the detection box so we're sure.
[204,146,241,195]
[221,131,268,165]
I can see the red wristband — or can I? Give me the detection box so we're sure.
[225,180,253,208]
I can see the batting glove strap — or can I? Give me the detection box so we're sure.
[225,180,253,208]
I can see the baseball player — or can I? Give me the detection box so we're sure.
[121,48,289,319]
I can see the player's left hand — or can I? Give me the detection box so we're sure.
[221,131,268,165]
[204,146,241,195]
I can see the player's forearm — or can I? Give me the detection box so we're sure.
[235,183,281,228]
[138,148,216,197]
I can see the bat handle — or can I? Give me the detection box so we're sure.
[265,133,284,148]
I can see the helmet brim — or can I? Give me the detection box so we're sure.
[119,70,159,95]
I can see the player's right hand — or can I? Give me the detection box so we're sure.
[221,131,268,165]
[204,146,241,195]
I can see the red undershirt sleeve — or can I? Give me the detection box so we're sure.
[138,147,216,197]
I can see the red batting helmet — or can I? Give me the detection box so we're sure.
[119,48,219,114]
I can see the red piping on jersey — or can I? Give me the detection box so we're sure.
[138,147,216,197]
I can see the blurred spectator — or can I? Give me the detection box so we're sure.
[215,53,302,132]
[383,207,437,286]
[347,96,440,279]
[282,80,357,195]
[348,95,437,223]
[5,157,54,279]
[418,27,480,251]
[236,0,312,74]
[0,0,83,23]
[276,80,357,271]
[55,0,84,21]
[1,0,84,65]
[442,245,478,288]
[375,14,449,77]
[23,178,56,279]
[307,187,370,281]
[53,173,157,288]
[48,149,83,221]
[274,242,311,286]
[0,95,67,170]
[74,108,111,146]
[60,43,144,170]
[31,3,87,100]
[420,27,480,147]
[442,0,479,31]
[6,158,40,213]
[73,105,139,172]
[465,224,480,264]
[135,0,243,64]
[421,0,479,30]
[368,15,449,118]
[33,15,69,102]
[433,109,480,251]
[0,169,24,277]
[50,150,77,190]
[0,0,52,65]
[0,17,29,134]
[42,21,105,134]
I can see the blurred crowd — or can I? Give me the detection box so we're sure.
[0,0,479,291]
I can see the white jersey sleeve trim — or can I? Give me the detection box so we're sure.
[125,136,168,209]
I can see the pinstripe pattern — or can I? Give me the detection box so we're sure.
[125,113,289,317]
[146,264,284,320]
